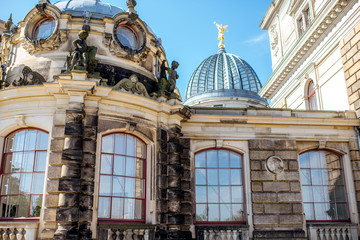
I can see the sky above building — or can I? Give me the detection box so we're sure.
[0,0,273,99]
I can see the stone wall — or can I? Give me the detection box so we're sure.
[341,20,360,116]
[249,139,306,239]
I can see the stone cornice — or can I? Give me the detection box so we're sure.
[259,0,352,100]
[259,0,279,30]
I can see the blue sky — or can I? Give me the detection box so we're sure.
[1,0,273,98]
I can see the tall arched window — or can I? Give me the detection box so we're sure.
[195,149,245,223]
[307,80,317,110]
[0,129,48,218]
[98,133,146,222]
[300,150,349,221]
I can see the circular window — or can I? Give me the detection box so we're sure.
[33,18,56,41]
[116,25,139,50]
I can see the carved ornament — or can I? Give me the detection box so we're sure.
[106,17,149,63]
[110,74,150,98]
[266,155,285,175]
[11,66,45,87]
[22,7,65,54]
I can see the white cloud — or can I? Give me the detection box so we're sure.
[244,32,268,44]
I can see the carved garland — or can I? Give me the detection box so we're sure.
[22,7,64,54]
[106,17,149,63]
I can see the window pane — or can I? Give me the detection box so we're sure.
[113,155,125,176]
[136,159,144,178]
[124,198,135,219]
[208,186,219,203]
[334,186,346,202]
[313,186,329,203]
[126,136,136,156]
[35,19,55,40]
[230,169,241,185]
[5,135,14,153]
[114,134,126,155]
[13,131,25,152]
[7,196,18,217]
[124,178,135,198]
[1,175,9,195]
[196,204,207,221]
[34,151,47,172]
[218,150,229,168]
[18,195,29,217]
[208,204,219,221]
[219,169,230,185]
[102,135,114,153]
[11,152,23,172]
[219,186,231,203]
[232,204,244,221]
[207,169,218,185]
[302,186,313,202]
[336,203,349,220]
[231,186,243,203]
[0,197,7,217]
[30,195,42,217]
[31,173,45,194]
[101,154,113,174]
[196,186,207,203]
[19,173,32,194]
[22,152,35,172]
[230,152,241,168]
[112,176,125,197]
[98,197,111,218]
[9,174,20,194]
[134,199,143,219]
[301,169,311,185]
[195,152,206,168]
[304,203,315,220]
[136,140,146,158]
[3,154,12,173]
[126,157,136,177]
[300,152,310,168]
[36,131,48,150]
[314,203,331,220]
[220,204,231,221]
[196,169,206,185]
[135,179,144,198]
[111,197,124,219]
[331,170,344,185]
[24,130,37,151]
[207,151,218,168]
[311,170,327,185]
[99,176,112,196]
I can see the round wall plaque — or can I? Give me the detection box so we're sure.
[265,155,284,174]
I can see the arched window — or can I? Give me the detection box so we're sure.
[98,133,146,221]
[300,150,349,221]
[0,129,48,218]
[195,149,245,223]
[307,80,317,110]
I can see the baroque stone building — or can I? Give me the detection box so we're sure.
[0,0,359,239]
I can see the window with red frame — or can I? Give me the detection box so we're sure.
[33,18,56,41]
[307,80,317,110]
[1,129,48,218]
[300,151,349,221]
[195,149,245,223]
[98,133,146,221]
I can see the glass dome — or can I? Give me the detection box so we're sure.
[54,0,124,19]
[184,50,267,107]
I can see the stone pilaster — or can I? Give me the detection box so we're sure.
[155,127,192,240]
[249,139,306,240]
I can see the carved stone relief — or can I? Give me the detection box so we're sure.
[265,155,284,175]
[22,6,65,54]
[270,24,279,57]
[102,74,150,98]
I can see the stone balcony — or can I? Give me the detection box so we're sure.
[97,223,156,240]
[195,225,249,240]
[307,223,358,240]
[0,222,39,239]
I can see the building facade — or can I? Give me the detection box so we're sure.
[0,0,359,239]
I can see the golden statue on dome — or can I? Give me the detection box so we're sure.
[214,22,228,49]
